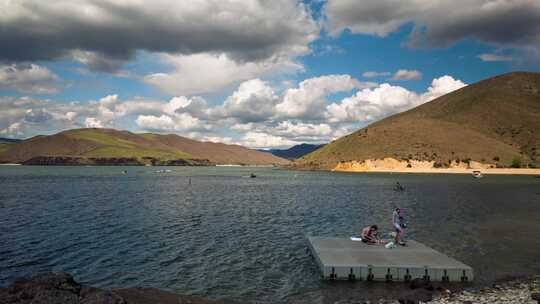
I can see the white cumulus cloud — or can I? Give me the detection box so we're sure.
[135,113,203,132]
[389,69,422,81]
[240,131,299,149]
[211,79,278,123]
[144,53,302,96]
[0,64,59,94]
[84,117,103,128]
[326,75,466,123]
[275,74,364,119]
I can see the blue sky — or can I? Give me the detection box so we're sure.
[0,0,538,148]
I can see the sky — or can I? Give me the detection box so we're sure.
[1,0,539,148]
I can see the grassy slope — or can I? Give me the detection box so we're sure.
[0,143,12,154]
[67,129,192,160]
[297,72,540,169]
[0,128,289,165]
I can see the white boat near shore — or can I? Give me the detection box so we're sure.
[472,170,483,178]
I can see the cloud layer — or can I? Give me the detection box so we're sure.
[1,74,467,148]
[0,64,59,94]
[0,0,317,71]
[325,0,540,51]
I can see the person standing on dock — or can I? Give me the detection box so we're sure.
[392,208,406,246]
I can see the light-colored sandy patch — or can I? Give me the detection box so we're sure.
[332,158,540,175]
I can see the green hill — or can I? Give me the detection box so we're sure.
[0,128,289,166]
[295,72,540,169]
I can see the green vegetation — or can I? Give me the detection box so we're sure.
[82,146,191,160]
[66,129,136,148]
[511,156,522,168]
[0,143,12,154]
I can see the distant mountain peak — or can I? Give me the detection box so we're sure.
[264,143,326,160]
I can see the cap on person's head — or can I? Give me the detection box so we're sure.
[371,225,378,230]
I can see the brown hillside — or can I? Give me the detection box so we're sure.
[0,128,289,165]
[296,72,540,169]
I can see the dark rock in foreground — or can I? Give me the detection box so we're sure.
[0,273,237,304]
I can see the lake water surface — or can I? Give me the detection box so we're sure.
[1,166,539,303]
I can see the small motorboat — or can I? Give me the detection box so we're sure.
[249,173,257,178]
[472,170,483,178]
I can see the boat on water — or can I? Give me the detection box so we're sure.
[472,170,483,178]
[250,173,257,178]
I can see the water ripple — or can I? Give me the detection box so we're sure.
[0,167,539,303]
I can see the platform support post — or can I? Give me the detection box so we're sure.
[423,267,430,281]
[460,270,468,282]
[367,266,374,281]
[329,267,337,280]
[404,269,412,282]
[385,268,393,282]
[348,268,356,281]
[442,270,449,282]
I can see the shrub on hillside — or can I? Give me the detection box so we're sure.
[511,156,522,168]
[433,162,443,168]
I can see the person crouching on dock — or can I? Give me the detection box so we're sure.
[361,225,385,244]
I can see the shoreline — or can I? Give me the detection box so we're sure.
[333,167,540,175]
[328,158,540,175]
[2,272,539,304]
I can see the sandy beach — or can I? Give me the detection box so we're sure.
[334,167,540,175]
[332,158,540,175]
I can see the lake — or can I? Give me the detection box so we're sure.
[1,166,539,303]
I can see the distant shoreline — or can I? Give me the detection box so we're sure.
[333,167,540,175]
[328,158,540,175]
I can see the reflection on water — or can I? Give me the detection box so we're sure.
[0,166,539,303]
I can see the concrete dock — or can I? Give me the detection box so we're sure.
[307,237,473,282]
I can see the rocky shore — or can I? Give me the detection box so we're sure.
[427,276,540,304]
[1,273,539,304]
[0,273,236,304]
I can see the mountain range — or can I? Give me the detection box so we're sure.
[261,144,325,160]
[0,128,288,166]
